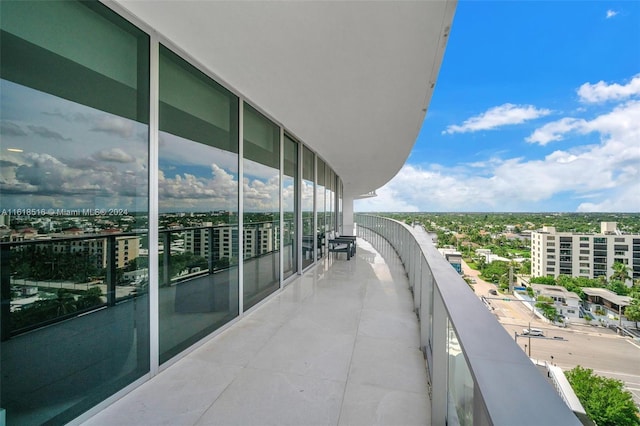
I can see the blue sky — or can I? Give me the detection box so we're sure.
[356,1,640,213]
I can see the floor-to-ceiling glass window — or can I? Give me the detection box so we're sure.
[283,135,298,280]
[302,146,315,269]
[242,104,280,310]
[0,1,150,423]
[158,45,239,363]
[316,159,326,252]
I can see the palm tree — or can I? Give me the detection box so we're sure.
[54,288,77,316]
[610,261,631,284]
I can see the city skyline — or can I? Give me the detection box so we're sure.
[356,1,640,213]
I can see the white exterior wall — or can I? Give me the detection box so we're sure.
[531,225,638,285]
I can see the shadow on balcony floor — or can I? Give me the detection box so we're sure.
[83,234,431,426]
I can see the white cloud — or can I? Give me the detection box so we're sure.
[526,117,586,145]
[527,100,640,145]
[577,74,640,103]
[606,10,618,19]
[443,103,551,134]
[357,100,640,212]
[577,183,640,212]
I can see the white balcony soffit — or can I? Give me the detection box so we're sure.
[114,0,456,198]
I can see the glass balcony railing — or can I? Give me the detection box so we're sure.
[1,231,150,425]
[356,214,582,426]
[1,232,148,339]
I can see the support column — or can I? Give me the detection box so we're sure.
[343,195,355,236]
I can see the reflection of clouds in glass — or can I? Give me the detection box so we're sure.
[302,179,314,210]
[282,178,295,211]
[93,148,135,163]
[0,81,148,209]
[42,110,92,123]
[2,149,148,201]
[159,163,238,212]
[1,120,28,136]
[26,125,71,141]
[243,160,279,212]
[91,115,136,138]
[1,81,146,157]
[159,131,240,212]
[160,131,238,174]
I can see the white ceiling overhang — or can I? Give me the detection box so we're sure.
[113,0,457,198]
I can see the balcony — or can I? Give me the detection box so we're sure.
[78,216,578,425]
[81,228,428,425]
[1,216,581,425]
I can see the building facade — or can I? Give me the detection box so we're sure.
[531,222,640,285]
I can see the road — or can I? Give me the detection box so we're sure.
[463,260,640,408]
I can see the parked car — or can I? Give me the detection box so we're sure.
[489,289,497,295]
[522,328,544,336]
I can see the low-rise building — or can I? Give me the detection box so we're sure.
[531,284,581,320]
[582,287,632,320]
[438,248,462,274]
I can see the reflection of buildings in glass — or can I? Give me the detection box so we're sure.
[243,224,278,259]
[183,222,276,260]
[184,223,211,257]
[51,234,139,270]
[8,226,140,270]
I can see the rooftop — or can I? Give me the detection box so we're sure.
[582,287,633,306]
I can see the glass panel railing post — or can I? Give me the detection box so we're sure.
[1,243,10,341]
[106,236,117,307]
[207,226,215,274]
[162,232,171,287]
[413,247,421,312]
[419,256,430,355]
[447,319,474,425]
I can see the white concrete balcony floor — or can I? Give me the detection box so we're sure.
[83,234,430,426]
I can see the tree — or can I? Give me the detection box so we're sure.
[53,288,77,316]
[480,260,509,284]
[526,286,534,298]
[77,286,104,310]
[566,366,640,426]
[535,295,557,321]
[611,261,631,284]
[530,276,556,286]
[608,280,630,296]
[476,255,486,272]
[624,297,640,329]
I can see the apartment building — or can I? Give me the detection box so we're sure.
[531,222,640,285]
